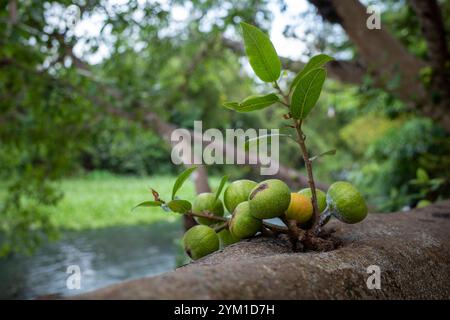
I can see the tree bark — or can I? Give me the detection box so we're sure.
[408,0,449,72]
[73,200,450,299]
[308,0,450,133]
[408,0,450,129]
[7,0,18,25]
[328,0,427,103]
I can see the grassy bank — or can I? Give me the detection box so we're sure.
[45,173,198,230]
[0,172,218,230]
[1,172,226,231]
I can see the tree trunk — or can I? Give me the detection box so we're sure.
[72,200,450,299]
[308,0,450,133]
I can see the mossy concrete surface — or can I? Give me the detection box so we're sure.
[73,200,450,299]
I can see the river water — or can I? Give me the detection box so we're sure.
[0,222,182,299]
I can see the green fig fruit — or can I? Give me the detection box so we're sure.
[327,181,368,224]
[417,199,431,208]
[298,188,327,213]
[285,193,313,223]
[230,201,262,239]
[248,179,291,219]
[192,192,224,225]
[223,179,257,213]
[182,225,219,260]
[298,188,330,228]
[218,229,239,248]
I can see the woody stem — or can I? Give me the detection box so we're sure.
[214,221,229,233]
[294,120,320,233]
[274,81,321,234]
[185,210,228,222]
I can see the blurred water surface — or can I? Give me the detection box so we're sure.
[0,222,181,299]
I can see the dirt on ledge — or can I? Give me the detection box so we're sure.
[73,200,450,299]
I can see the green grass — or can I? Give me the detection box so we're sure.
[42,172,221,230]
[0,172,225,230]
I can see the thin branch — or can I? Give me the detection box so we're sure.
[274,81,320,234]
[185,210,228,222]
[214,221,229,233]
[280,215,302,248]
[294,121,320,231]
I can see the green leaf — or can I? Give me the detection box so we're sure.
[214,175,228,201]
[291,68,327,119]
[237,93,280,112]
[309,149,336,161]
[244,133,293,151]
[290,54,333,91]
[132,201,163,211]
[223,94,279,113]
[172,166,198,200]
[167,200,192,213]
[223,102,239,110]
[240,22,281,82]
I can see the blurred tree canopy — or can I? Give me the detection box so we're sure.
[0,0,449,256]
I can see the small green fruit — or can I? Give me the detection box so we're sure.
[192,192,224,225]
[285,193,313,223]
[218,229,239,247]
[182,225,219,260]
[230,201,262,239]
[248,179,291,219]
[327,181,367,224]
[298,188,327,213]
[417,199,431,208]
[298,187,330,229]
[224,179,257,213]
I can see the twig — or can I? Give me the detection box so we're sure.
[185,210,228,222]
[214,221,229,233]
[273,81,321,234]
[294,120,320,232]
[280,215,302,248]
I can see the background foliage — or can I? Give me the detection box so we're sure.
[0,0,449,256]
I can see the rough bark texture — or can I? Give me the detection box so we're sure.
[308,0,450,133]
[74,200,450,299]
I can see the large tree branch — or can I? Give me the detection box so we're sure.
[329,0,426,100]
[7,0,18,25]
[6,29,329,193]
[408,0,450,119]
[63,38,327,190]
[308,0,450,133]
[99,96,327,190]
[73,200,450,299]
[408,0,449,71]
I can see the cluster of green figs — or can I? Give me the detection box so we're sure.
[183,179,368,260]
